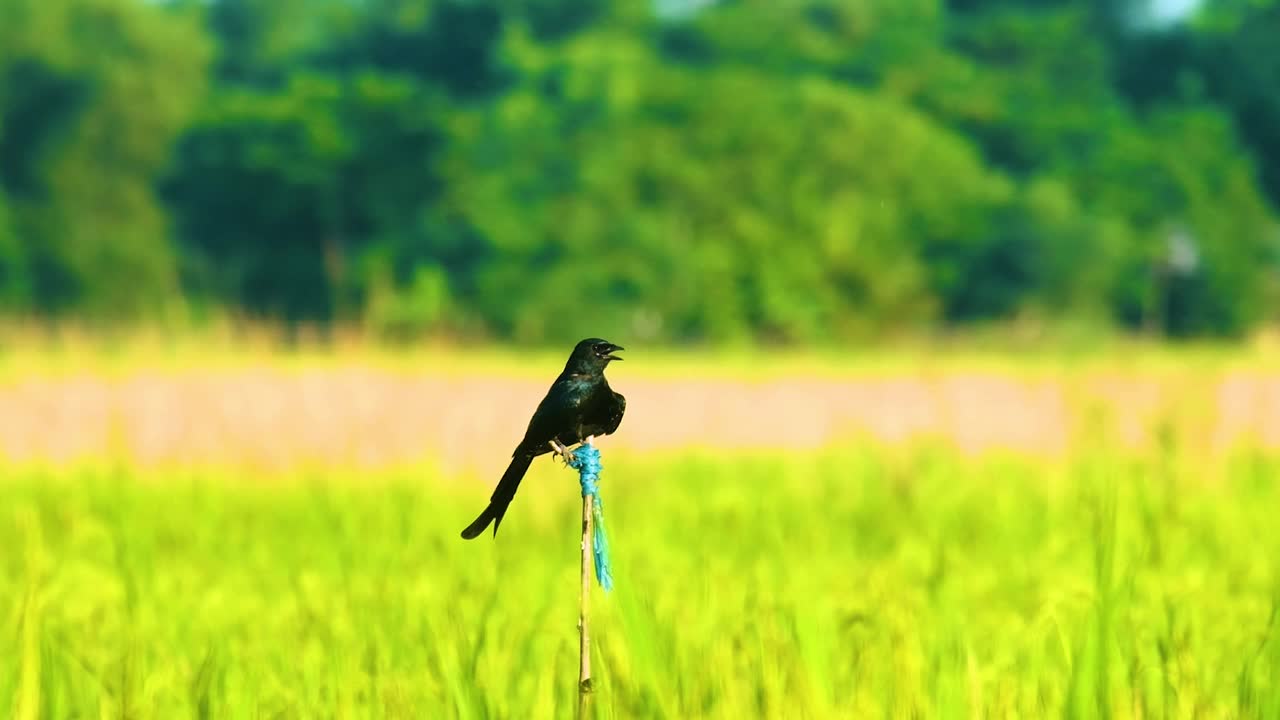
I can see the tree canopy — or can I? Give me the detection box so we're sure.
[0,0,1276,342]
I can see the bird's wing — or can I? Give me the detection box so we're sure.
[604,391,626,435]
[519,376,581,448]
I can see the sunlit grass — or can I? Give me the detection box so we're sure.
[1,321,1279,381]
[1,334,1279,716]
[3,444,1279,718]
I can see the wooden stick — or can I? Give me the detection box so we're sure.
[577,492,594,720]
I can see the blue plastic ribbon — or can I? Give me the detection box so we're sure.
[567,444,613,591]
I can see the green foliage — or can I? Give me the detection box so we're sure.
[363,259,454,342]
[2,447,1279,716]
[0,0,1276,340]
[0,199,28,308]
[167,70,450,322]
[1091,108,1276,336]
[448,29,1014,341]
[0,0,210,320]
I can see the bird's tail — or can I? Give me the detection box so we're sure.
[460,452,534,539]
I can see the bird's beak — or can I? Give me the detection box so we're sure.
[604,344,624,361]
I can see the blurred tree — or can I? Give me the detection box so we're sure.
[206,0,356,84]
[446,26,1014,343]
[1115,0,1280,206]
[0,0,210,319]
[0,198,28,308]
[166,72,451,323]
[901,3,1277,335]
[167,0,498,327]
[1092,108,1276,336]
[0,0,1275,340]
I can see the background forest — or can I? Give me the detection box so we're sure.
[2,0,1278,345]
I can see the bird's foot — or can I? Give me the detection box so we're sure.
[561,437,595,466]
[549,440,575,466]
[550,437,596,466]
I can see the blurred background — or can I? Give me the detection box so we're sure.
[2,0,1280,471]
[1,0,1277,345]
[6,2,1280,717]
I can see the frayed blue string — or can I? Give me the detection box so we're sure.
[566,444,613,591]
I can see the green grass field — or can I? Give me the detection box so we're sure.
[4,443,1279,719]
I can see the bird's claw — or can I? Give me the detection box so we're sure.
[549,440,576,466]
[549,436,597,467]
[559,437,594,466]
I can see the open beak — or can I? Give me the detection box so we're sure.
[603,344,624,362]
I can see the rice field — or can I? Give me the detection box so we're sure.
[2,340,1280,718]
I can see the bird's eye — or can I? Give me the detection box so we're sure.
[593,343,607,353]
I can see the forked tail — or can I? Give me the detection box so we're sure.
[460,452,534,539]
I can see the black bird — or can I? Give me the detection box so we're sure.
[460,338,627,540]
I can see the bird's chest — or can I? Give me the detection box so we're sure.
[569,387,608,417]
[562,378,602,406]
[563,382,609,423]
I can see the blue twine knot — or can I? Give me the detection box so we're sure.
[566,443,613,591]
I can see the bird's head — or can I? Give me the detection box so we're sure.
[567,337,624,373]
